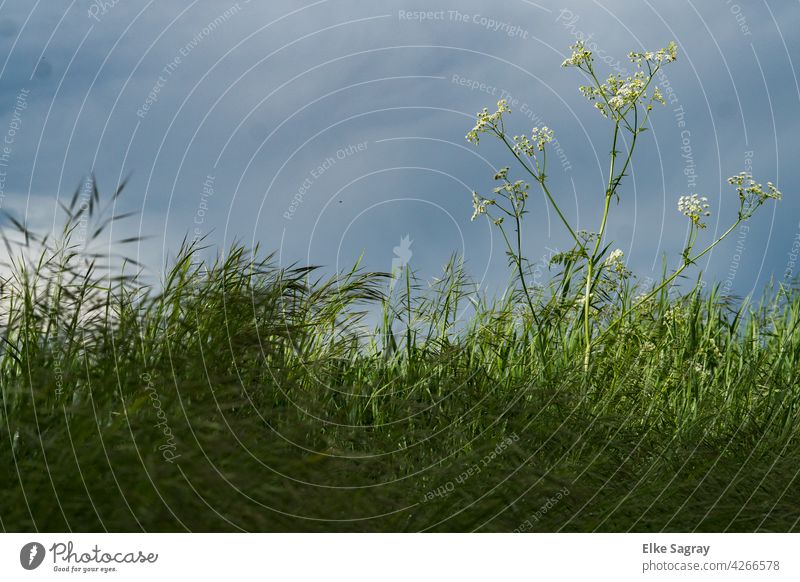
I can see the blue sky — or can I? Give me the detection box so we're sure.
[0,0,798,299]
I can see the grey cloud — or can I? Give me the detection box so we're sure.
[0,0,795,298]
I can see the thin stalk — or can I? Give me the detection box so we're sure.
[495,210,549,366]
[584,121,620,370]
[497,132,581,247]
[405,266,412,361]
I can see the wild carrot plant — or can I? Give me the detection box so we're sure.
[466,41,781,370]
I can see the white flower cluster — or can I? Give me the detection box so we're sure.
[512,126,554,156]
[493,167,509,181]
[580,71,664,118]
[604,248,624,265]
[607,72,646,111]
[664,306,684,325]
[561,40,592,68]
[628,41,678,66]
[573,42,675,119]
[651,87,665,105]
[602,248,628,277]
[466,99,511,144]
[677,194,711,229]
[470,191,495,221]
[728,172,781,206]
[493,179,530,200]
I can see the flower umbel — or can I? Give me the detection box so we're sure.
[532,126,554,151]
[494,167,509,181]
[628,41,678,66]
[513,126,554,157]
[493,180,530,203]
[607,72,647,111]
[471,191,495,221]
[678,194,711,229]
[603,248,629,277]
[727,172,781,218]
[466,99,511,144]
[577,42,678,119]
[562,40,592,68]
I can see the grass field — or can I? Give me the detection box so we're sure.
[1,187,799,532]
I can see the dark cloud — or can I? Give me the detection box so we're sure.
[0,0,796,297]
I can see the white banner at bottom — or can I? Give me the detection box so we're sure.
[0,533,796,581]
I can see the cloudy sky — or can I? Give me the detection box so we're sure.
[0,0,797,299]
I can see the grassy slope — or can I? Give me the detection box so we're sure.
[1,204,799,532]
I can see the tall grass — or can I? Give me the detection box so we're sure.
[1,180,798,532]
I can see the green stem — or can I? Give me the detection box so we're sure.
[497,132,581,247]
[584,121,620,370]
[586,109,643,305]
[514,212,540,325]
[405,266,412,361]
[494,204,547,365]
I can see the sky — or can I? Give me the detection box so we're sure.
[0,0,798,301]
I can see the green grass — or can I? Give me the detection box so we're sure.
[1,184,799,532]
